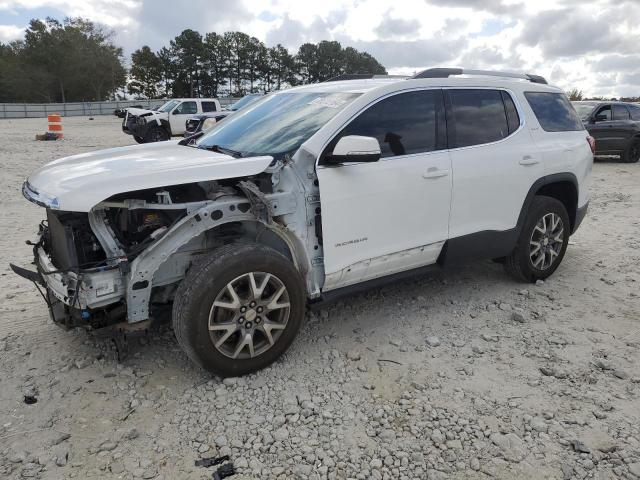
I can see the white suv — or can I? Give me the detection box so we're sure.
[15,68,593,376]
[123,98,222,143]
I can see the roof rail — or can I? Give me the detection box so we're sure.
[324,74,407,82]
[411,68,548,84]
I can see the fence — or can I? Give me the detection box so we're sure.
[0,98,239,119]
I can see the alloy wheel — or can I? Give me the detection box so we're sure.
[529,212,564,271]
[208,272,290,359]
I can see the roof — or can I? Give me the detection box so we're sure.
[282,75,561,95]
[162,98,220,102]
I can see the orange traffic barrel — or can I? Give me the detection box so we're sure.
[48,113,63,138]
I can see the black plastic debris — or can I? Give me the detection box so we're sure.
[195,455,229,468]
[194,455,235,479]
[213,463,235,480]
[23,395,37,405]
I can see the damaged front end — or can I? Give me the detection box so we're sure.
[14,174,306,333]
[122,110,161,138]
[12,208,128,330]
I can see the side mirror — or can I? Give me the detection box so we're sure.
[325,135,381,165]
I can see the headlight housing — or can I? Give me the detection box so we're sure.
[202,118,217,130]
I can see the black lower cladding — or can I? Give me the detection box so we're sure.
[572,201,588,234]
[46,209,106,270]
[442,228,519,265]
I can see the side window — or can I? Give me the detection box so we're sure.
[594,106,612,121]
[524,92,585,131]
[628,104,640,120]
[448,89,509,148]
[501,91,521,134]
[174,101,197,115]
[613,105,630,120]
[202,101,217,113]
[335,89,445,158]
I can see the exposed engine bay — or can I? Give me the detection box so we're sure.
[25,161,323,332]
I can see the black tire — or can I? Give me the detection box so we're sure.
[622,138,640,163]
[133,135,145,144]
[172,243,305,377]
[504,196,570,282]
[143,126,169,143]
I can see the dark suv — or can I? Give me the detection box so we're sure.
[572,101,640,163]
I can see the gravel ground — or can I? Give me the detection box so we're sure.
[0,116,639,480]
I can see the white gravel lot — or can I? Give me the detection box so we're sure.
[0,116,639,480]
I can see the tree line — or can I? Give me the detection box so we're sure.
[567,88,640,103]
[0,18,126,103]
[128,30,387,98]
[0,17,386,103]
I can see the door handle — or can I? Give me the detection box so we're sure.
[422,168,449,179]
[519,156,539,166]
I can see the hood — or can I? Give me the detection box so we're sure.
[126,107,158,117]
[191,111,232,120]
[24,141,274,212]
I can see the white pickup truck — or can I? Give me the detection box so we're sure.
[123,98,221,143]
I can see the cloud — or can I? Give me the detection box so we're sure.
[131,0,253,51]
[374,14,421,38]
[424,0,524,15]
[1,0,640,96]
[0,0,140,27]
[0,24,24,42]
[264,10,349,48]
[519,7,638,58]
[340,35,466,69]
[593,54,640,73]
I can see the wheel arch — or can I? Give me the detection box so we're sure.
[438,173,580,266]
[159,119,172,136]
[518,173,579,233]
[203,220,304,269]
[126,201,312,323]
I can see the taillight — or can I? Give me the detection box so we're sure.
[587,135,596,154]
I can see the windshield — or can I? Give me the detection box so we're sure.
[229,94,262,111]
[572,102,597,119]
[158,100,180,112]
[197,92,361,159]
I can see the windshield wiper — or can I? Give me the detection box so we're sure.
[199,144,243,158]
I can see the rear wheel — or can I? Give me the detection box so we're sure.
[143,126,169,143]
[622,138,640,163]
[172,243,305,377]
[504,196,570,282]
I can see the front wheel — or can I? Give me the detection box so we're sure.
[622,138,640,163]
[133,135,145,144]
[143,126,169,143]
[172,243,305,377]
[504,196,570,282]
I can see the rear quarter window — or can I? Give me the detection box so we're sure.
[447,89,512,148]
[627,104,640,121]
[525,92,584,132]
[202,101,217,113]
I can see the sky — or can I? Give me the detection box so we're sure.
[1,0,639,97]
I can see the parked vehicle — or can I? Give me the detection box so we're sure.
[114,105,143,118]
[13,68,593,376]
[572,101,640,162]
[184,94,264,136]
[123,98,221,143]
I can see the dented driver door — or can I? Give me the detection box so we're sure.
[316,89,451,291]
